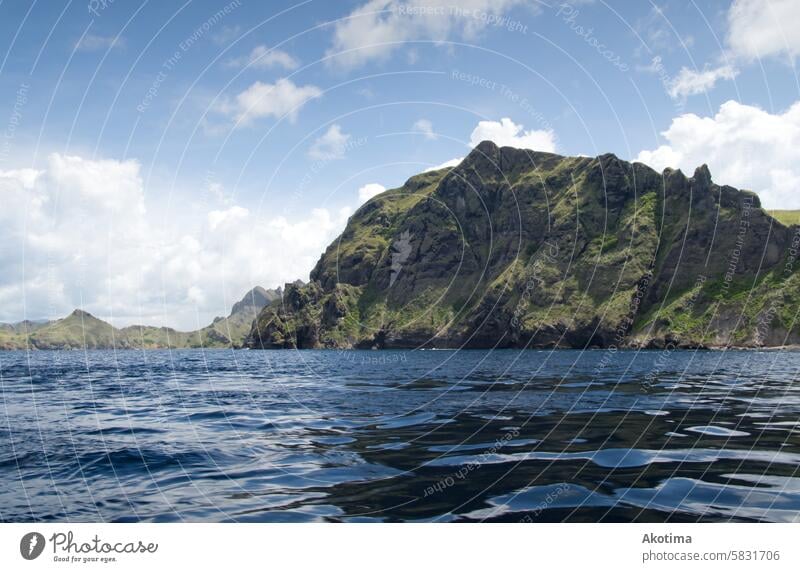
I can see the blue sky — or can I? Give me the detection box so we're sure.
[1,0,799,328]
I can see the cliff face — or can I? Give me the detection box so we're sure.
[248,141,800,350]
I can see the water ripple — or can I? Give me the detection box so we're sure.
[1,349,799,522]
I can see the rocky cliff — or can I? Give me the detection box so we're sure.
[247,141,800,350]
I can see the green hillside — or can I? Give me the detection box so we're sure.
[248,142,800,350]
[767,210,800,226]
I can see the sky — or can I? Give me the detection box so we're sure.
[1,0,799,329]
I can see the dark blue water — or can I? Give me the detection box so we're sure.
[1,349,799,522]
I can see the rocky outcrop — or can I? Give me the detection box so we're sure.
[248,141,800,350]
[230,286,280,316]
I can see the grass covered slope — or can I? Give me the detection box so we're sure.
[767,210,800,226]
[249,141,800,349]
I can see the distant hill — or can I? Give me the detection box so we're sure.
[27,310,121,350]
[0,287,279,350]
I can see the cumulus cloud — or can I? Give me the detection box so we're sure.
[208,205,249,230]
[75,34,125,52]
[412,119,436,139]
[219,78,321,125]
[0,154,351,328]
[358,183,386,202]
[667,65,738,99]
[226,46,300,70]
[469,117,557,151]
[326,0,528,69]
[643,0,798,101]
[727,0,800,61]
[424,157,464,172]
[422,117,555,174]
[636,100,800,208]
[309,124,351,160]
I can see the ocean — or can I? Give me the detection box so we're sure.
[1,349,799,522]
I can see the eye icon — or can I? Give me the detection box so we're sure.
[20,532,46,560]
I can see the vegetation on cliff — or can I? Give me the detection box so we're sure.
[248,141,800,349]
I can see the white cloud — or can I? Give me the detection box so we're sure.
[212,25,242,46]
[424,157,463,172]
[226,46,300,70]
[469,117,557,151]
[636,100,800,208]
[208,205,248,230]
[0,168,39,188]
[326,0,528,69]
[423,117,554,174]
[656,0,797,100]
[219,78,321,125]
[206,179,230,204]
[0,154,351,329]
[309,124,351,160]
[647,0,795,100]
[75,34,125,52]
[727,0,800,61]
[667,65,738,99]
[358,183,386,202]
[48,154,145,216]
[412,119,436,139]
